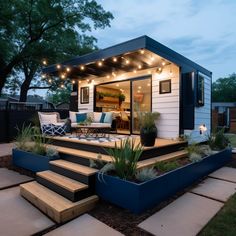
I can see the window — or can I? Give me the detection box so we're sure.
[196,74,204,106]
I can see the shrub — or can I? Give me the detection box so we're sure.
[207,128,230,150]
[138,112,160,133]
[104,138,143,180]
[15,124,33,152]
[135,168,157,182]
[189,153,202,162]
[46,146,59,157]
[155,161,181,173]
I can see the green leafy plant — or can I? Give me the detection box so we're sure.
[46,146,59,158]
[118,93,126,102]
[135,167,157,182]
[138,112,160,133]
[15,124,33,152]
[31,127,47,155]
[155,161,181,173]
[189,153,202,162]
[103,138,143,180]
[207,128,230,150]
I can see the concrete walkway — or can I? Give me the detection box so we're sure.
[45,214,124,236]
[139,167,236,236]
[0,187,55,236]
[0,143,14,157]
[0,168,33,190]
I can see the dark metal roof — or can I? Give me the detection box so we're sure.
[43,35,212,77]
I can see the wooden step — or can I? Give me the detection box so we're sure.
[48,145,112,163]
[20,181,98,223]
[50,160,98,176]
[37,171,88,192]
[137,150,187,169]
[49,160,98,185]
[36,171,93,202]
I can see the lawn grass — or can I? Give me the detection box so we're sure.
[199,193,236,236]
[226,134,236,147]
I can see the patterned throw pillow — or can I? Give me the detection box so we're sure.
[42,124,66,136]
[42,124,55,135]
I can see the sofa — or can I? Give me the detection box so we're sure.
[69,111,113,128]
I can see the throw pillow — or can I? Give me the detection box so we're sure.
[76,113,87,123]
[104,112,113,125]
[53,124,66,136]
[42,124,55,135]
[40,114,57,124]
[100,113,106,123]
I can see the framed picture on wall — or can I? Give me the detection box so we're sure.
[159,79,171,94]
[80,87,89,104]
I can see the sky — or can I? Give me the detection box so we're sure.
[91,0,236,80]
[32,0,236,97]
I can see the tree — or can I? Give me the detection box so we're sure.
[47,86,71,105]
[212,73,236,102]
[0,0,113,96]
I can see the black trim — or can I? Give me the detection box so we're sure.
[159,79,171,94]
[80,86,89,104]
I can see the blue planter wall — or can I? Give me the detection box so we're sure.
[96,148,232,214]
[12,149,59,172]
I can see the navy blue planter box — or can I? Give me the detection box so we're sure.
[12,149,59,172]
[96,148,232,214]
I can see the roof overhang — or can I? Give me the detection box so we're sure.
[42,35,212,79]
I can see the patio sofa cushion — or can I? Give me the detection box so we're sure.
[39,113,58,124]
[91,122,111,128]
[93,112,102,122]
[69,111,78,123]
[100,113,106,123]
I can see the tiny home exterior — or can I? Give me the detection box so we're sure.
[43,36,212,141]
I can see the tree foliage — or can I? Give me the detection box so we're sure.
[212,73,236,102]
[47,86,72,105]
[0,0,113,98]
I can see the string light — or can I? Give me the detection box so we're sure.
[162,61,166,66]
[61,84,64,88]
[56,64,61,69]
[66,67,71,72]
[72,80,75,84]
[42,59,47,65]
[140,49,145,54]
[138,86,142,89]
[79,80,81,84]
[48,79,52,83]
[98,61,103,67]
[61,74,66,79]
[113,57,117,62]
[106,75,110,79]
[80,65,85,70]
[92,79,95,83]
[41,74,46,78]
[151,56,154,61]
[133,69,137,73]
[148,70,152,74]
[125,59,130,65]
[147,83,151,87]
[138,64,142,69]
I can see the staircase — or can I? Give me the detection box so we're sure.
[20,142,187,223]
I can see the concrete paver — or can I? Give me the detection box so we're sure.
[138,193,223,236]
[191,177,236,202]
[0,187,54,236]
[0,168,33,189]
[209,166,236,183]
[44,213,124,236]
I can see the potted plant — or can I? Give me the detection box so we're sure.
[12,125,59,172]
[138,112,160,146]
[118,93,126,107]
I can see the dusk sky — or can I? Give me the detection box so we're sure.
[92,0,236,80]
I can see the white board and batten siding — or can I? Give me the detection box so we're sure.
[184,72,211,142]
[78,64,181,140]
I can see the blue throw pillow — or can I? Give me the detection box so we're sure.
[100,113,106,123]
[76,113,87,123]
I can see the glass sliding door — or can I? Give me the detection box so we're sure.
[131,77,152,134]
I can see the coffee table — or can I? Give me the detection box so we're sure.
[75,124,111,137]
